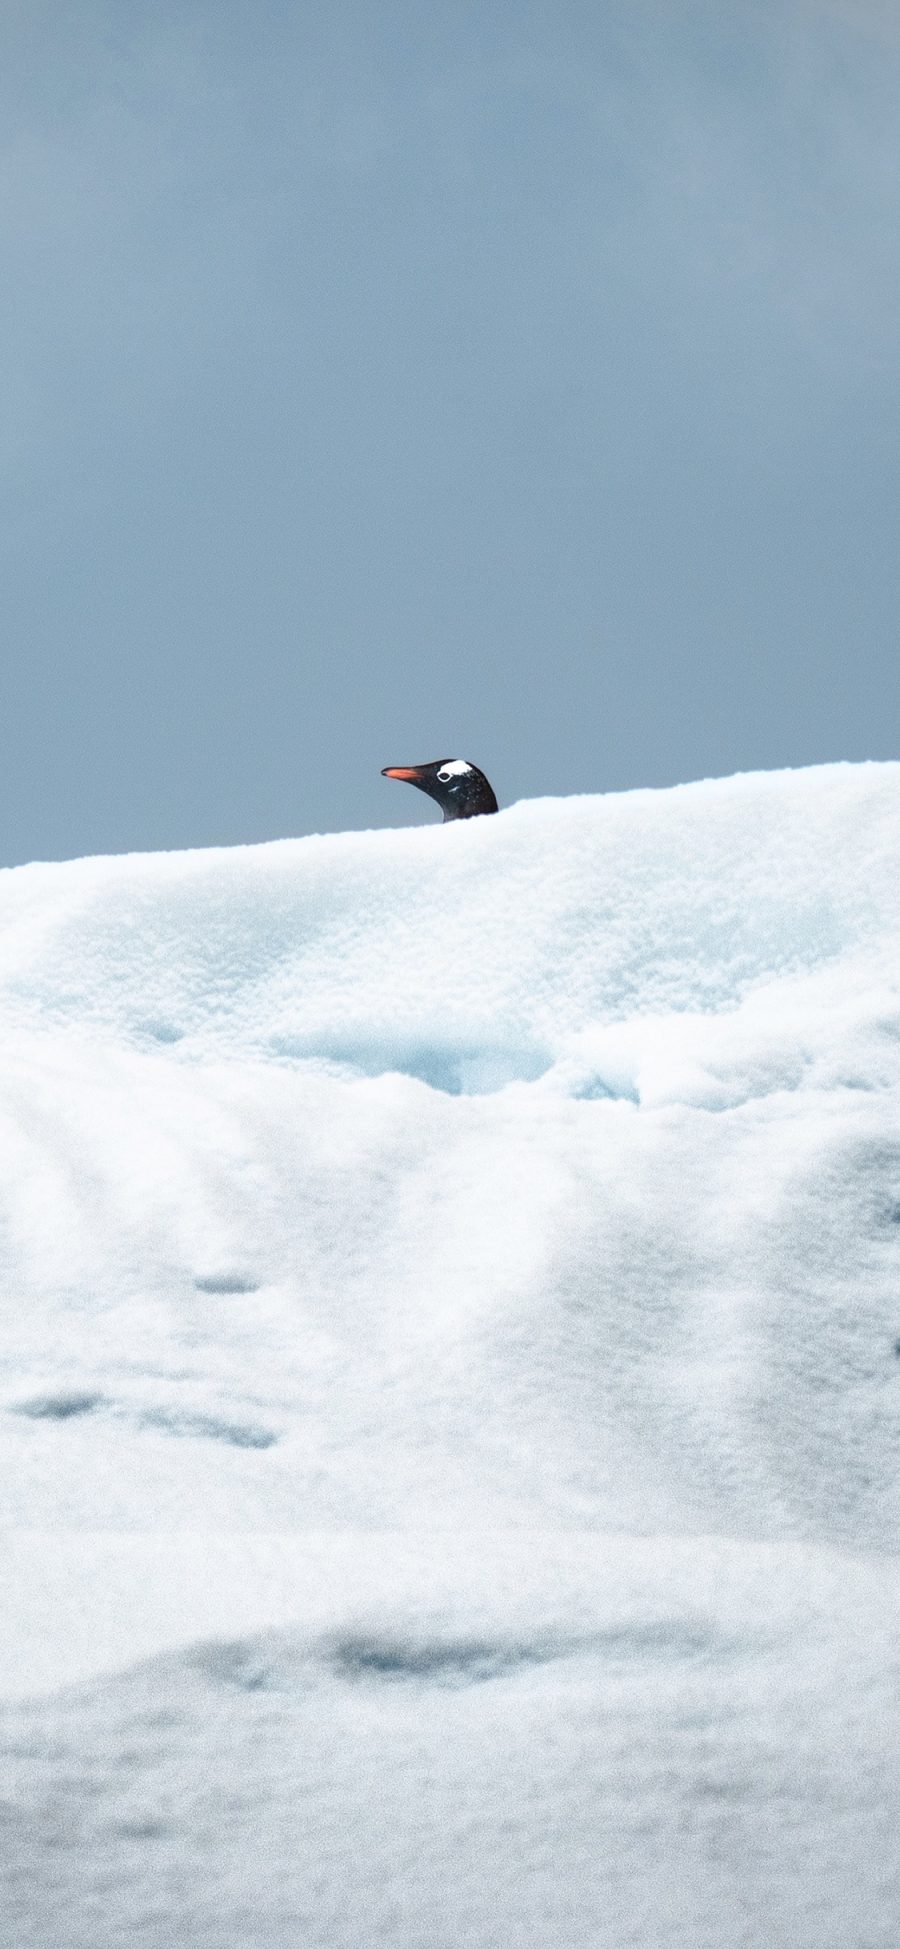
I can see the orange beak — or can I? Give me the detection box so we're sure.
[381,766,422,781]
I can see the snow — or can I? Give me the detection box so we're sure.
[3,761,900,1945]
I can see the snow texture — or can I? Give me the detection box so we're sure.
[3,761,900,1945]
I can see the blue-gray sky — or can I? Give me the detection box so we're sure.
[2,0,899,863]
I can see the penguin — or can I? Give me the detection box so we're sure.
[381,759,498,822]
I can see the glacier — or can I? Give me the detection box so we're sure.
[3,761,900,1945]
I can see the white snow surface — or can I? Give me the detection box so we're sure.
[3,761,900,1945]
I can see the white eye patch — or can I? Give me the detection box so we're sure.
[436,760,472,782]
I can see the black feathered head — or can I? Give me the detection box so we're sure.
[381,759,498,822]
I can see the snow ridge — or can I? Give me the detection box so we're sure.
[4,762,900,1947]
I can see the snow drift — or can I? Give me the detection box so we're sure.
[3,763,900,1946]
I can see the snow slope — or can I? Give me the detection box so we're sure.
[3,763,900,1945]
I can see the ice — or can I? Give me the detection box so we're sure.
[2,761,900,1944]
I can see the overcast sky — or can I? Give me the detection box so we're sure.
[1,0,899,863]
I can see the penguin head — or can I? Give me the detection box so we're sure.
[381,758,498,822]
